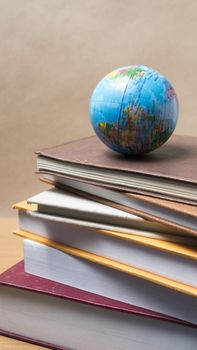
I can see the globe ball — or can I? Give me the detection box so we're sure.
[89,65,179,155]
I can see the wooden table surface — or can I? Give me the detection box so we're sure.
[0,218,47,349]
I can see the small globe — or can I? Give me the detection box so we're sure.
[89,65,179,155]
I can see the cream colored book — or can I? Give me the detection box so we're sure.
[23,186,197,239]
[14,200,197,250]
[41,175,197,236]
[27,187,178,234]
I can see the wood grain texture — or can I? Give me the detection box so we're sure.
[0,218,47,349]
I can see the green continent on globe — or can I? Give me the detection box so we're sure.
[90,65,179,155]
[106,66,145,80]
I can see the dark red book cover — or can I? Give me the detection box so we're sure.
[1,261,196,325]
[0,261,196,349]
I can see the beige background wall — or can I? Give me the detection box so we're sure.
[1,0,197,216]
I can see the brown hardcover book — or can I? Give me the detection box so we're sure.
[130,193,197,217]
[36,134,197,204]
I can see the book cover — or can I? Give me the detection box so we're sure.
[40,177,197,236]
[14,200,197,259]
[14,229,197,297]
[37,135,197,185]
[0,261,194,325]
[1,261,196,350]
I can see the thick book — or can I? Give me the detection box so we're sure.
[14,204,197,287]
[40,176,197,236]
[14,229,197,298]
[1,262,197,350]
[22,239,197,324]
[36,134,197,204]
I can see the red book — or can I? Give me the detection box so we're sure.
[0,261,196,350]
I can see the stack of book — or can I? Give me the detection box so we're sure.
[1,134,197,350]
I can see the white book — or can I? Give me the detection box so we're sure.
[19,210,197,287]
[24,239,197,324]
[19,204,184,242]
[42,174,197,235]
[27,187,187,236]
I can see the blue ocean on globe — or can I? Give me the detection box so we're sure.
[90,65,179,155]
